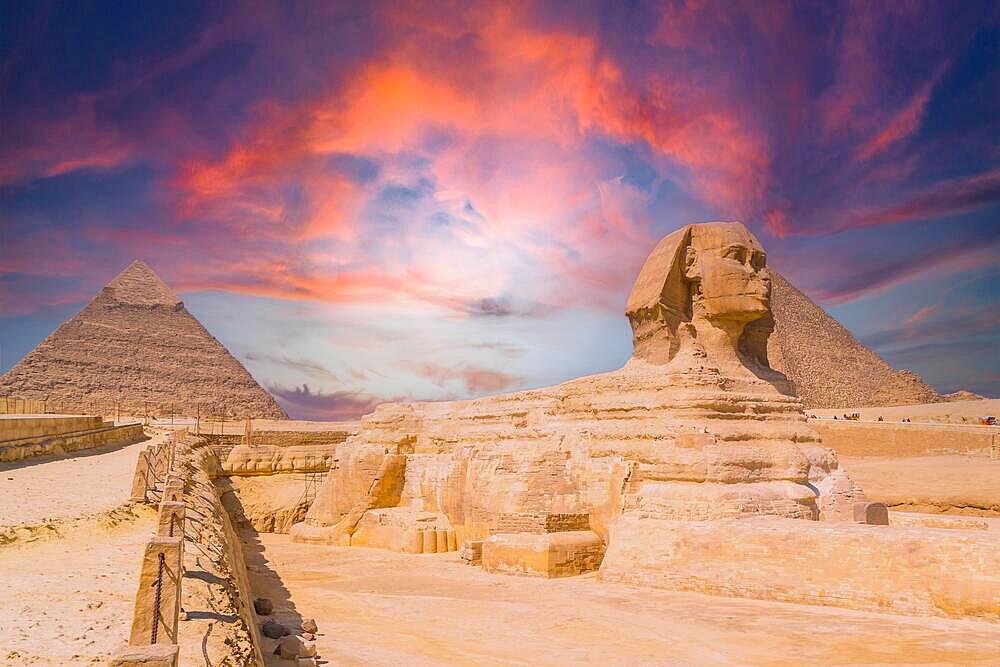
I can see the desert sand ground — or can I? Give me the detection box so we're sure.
[0,434,165,665]
[812,398,1000,423]
[0,431,162,529]
[241,531,1000,666]
[843,454,1000,515]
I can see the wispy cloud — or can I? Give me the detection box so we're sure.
[268,383,388,421]
[409,361,523,395]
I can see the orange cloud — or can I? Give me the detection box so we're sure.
[166,3,768,313]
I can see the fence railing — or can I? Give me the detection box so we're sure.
[111,431,187,667]
[0,396,47,414]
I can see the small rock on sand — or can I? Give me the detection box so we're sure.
[278,634,306,659]
[261,618,287,639]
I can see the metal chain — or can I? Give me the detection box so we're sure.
[150,552,165,643]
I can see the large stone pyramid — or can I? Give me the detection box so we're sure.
[0,261,288,419]
[767,272,940,408]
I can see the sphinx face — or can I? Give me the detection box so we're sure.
[686,223,771,323]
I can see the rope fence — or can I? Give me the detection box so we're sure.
[112,431,187,667]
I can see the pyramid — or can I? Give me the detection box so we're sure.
[0,260,288,419]
[767,271,941,409]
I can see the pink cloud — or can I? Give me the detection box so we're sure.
[844,169,1000,231]
[856,65,947,162]
[904,304,940,326]
[410,361,522,395]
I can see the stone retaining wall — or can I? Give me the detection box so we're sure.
[600,514,1000,621]
[115,432,264,665]
[812,420,997,457]
[0,421,146,463]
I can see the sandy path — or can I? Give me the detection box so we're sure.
[812,398,1000,423]
[0,506,155,665]
[0,430,164,528]
[842,454,1000,514]
[243,532,1000,666]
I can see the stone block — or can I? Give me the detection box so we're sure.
[496,512,591,534]
[156,501,186,538]
[482,531,605,578]
[130,450,152,502]
[128,537,183,645]
[459,540,483,565]
[349,508,454,553]
[161,476,184,502]
[600,514,1000,620]
[854,501,889,525]
[109,644,179,667]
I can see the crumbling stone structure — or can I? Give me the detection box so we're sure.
[287,222,999,621]
[292,222,865,569]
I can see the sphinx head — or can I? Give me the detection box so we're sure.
[626,221,774,365]
[685,222,771,324]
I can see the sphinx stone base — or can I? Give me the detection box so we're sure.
[482,530,605,578]
[351,508,457,553]
[288,521,351,546]
[600,513,1000,620]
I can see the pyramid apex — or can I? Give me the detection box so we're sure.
[102,259,181,306]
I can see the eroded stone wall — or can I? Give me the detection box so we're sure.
[812,421,996,457]
[600,515,1000,620]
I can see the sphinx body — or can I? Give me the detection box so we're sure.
[292,222,865,568]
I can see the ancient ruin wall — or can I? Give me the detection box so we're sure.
[812,421,996,457]
[0,415,146,463]
[600,515,1000,621]
[120,432,265,664]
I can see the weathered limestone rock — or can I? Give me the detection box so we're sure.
[128,537,183,646]
[599,514,1000,621]
[223,444,335,475]
[854,501,889,525]
[301,618,317,634]
[350,507,457,553]
[253,598,273,616]
[482,531,606,578]
[291,222,864,572]
[279,634,310,660]
[155,501,186,538]
[109,644,179,667]
[261,619,288,639]
[459,540,483,565]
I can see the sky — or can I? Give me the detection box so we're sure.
[1,1,998,419]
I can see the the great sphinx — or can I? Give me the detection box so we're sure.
[290,221,867,576]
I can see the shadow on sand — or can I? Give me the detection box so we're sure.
[213,477,319,664]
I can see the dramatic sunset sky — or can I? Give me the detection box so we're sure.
[1,1,998,418]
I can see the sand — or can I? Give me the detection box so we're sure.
[812,398,1000,424]
[0,431,168,665]
[842,454,1000,515]
[0,504,155,666]
[242,532,1000,666]
[0,430,167,529]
